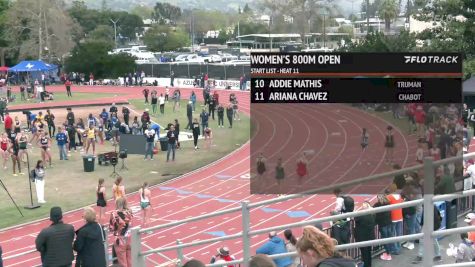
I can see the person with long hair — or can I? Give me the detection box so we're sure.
[96,178,107,225]
[284,229,299,267]
[109,197,133,267]
[13,116,21,133]
[0,133,10,170]
[204,126,212,149]
[34,160,46,203]
[8,132,22,176]
[296,226,356,267]
[256,153,267,183]
[296,152,308,185]
[139,182,152,230]
[112,177,125,201]
[97,121,105,145]
[37,131,52,167]
[373,194,394,261]
[17,130,28,163]
[384,126,395,164]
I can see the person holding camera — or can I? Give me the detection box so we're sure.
[144,124,155,160]
[210,247,235,267]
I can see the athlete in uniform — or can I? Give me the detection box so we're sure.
[296,152,308,185]
[1,133,10,170]
[85,125,96,155]
[361,128,369,151]
[384,126,395,164]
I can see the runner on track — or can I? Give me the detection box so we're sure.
[275,158,285,193]
[296,152,308,185]
[384,126,395,164]
[361,128,369,152]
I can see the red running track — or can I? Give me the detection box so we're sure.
[0,86,418,266]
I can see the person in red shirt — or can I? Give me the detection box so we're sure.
[213,91,219,105]
[4,112,12,134]
[414,105,426,139]
[65,80,72,97]
[387,184,403,254]
[210,247,235,267]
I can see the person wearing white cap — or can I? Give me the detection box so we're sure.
[210,247,235,266]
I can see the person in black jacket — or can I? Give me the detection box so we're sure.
[217,104,224,128]
[192,118,200,150]
[226,104,233,128]
[354,202,375,267]
[35,207,75,267]
[66,108,75,126]
[373,194,394,261]
[208,95,216,120]
[74,207,106,267]
[122,106,130,126]
[186,101,193,130]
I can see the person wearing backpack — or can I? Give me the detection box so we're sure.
[331,189,354,245]
[296,225,357,267]
[74,207,107,267]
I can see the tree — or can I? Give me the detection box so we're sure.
[5,0,79,61]
[0,0,10,66]
[243,3,252,14]
[87,25,114,46]
[379,0,398,32]
[108,11,144,41]
[65,40,135,79]
[143,25,190,52]
[340,30,417,52]
[153,2,182,25]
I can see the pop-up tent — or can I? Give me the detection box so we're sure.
[9,60,57,72]
[8,60,58,84]
[463,77,475,109]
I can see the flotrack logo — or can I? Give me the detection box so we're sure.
[404,56,459,64]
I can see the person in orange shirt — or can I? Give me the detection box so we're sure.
[464,213,475,242]
[386,184,403,255]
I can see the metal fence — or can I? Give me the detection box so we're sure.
[130,154,475,267]
[136,63,250,80]
[4,154,475,267]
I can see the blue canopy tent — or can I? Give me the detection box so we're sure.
[8,60,59,84]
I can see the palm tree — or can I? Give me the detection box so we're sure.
[379,0,398,32]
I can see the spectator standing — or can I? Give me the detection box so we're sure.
[143,88,150,104]
[210,247,235,266]
[192,118,200,150]
[45,109,56,138]
[74,207,107,267]
[284,229,300,267]
[34,160,46,204]
[56,127,68,160]
[174,119,180,149]
[109,197,133,267]
[89,73,94,85]
[190,91,197,111]
[66,108,75,126]
[35,207,75,267]
[232,99,239,121]
[151,91,158,114]
[100,109,109,129]
[66,124,76,153]
[186,101,193,130]
[387,184,403,255]
[170,71,175,87]
[226,104,233,128]
[159,94,165,114]
[131,117,141,135]
[330,188,352,245]
[141,109,151,133]
[122,106,130,126]
[354,202,375,267]
[373,194,394,261]
[65,79,72,97]
[256,231,293,267]
[200,109,209,135]
[165,86,169,102]
[209,95,216,120]
[144,124,155,160]
[166,125,177,162]
[217,104,225,128]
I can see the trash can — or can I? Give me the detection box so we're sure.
[83,155,96,172]
[159,137,168,151]
[445,199,458,229]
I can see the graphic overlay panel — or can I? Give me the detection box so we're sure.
[250,53,463,195]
